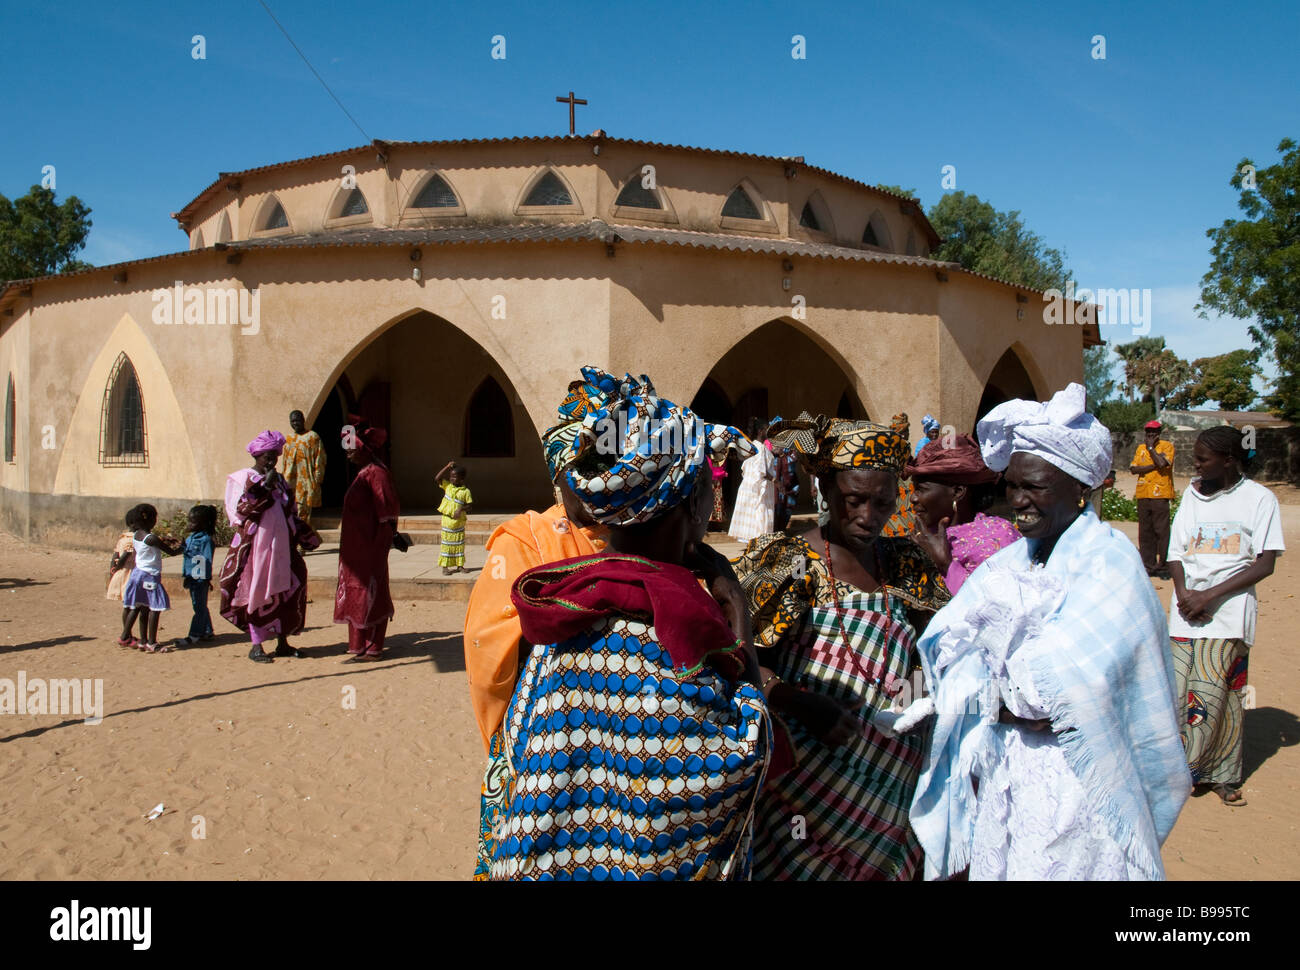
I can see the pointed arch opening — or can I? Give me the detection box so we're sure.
[516,168,582,215]
[977,347,1041,427]
[309,310,546,511]
[719,179,775,231]
[254,195,291,235]
[797,190,835,239]
[4,373,14,463]
[862,209,893,251]
[326,185,373,227]
[216,211,232,243]
[695,319,868,512]
[190,227,205,250]
[464,376,515,458]
[99,353,148,466]
[402,171,467,221]
[611,167,678,224]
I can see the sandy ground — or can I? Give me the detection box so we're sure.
[1,476,1297,880]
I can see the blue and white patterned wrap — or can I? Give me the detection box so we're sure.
[489,615,772,880]
[557,367,754,527]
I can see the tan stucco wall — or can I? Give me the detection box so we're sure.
[179,141,929,260]
[3,138,1090,546]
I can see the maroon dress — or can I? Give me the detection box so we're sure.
[334,459,400,655]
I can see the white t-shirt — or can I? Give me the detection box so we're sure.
[1167,477,1285,645]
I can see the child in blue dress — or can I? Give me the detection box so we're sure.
[178,504,218,646]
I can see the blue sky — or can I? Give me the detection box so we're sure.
[4,0,1297,403]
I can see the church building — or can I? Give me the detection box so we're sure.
[0,132,1097,545]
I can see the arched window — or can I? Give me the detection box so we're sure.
[463,376,514,457]
[339,187,368,217]
[99,353,148,466]
[905,229,918,257]
[261,198,289,231]
[216,211,232,243]
[190,228,205,250]
[722,185,762,220]
[523,171,573,207]
[862,210,893,251]
[4,374,14,463]
[615,177,661,210]
[411,173,460,208]
[799,201,822,231]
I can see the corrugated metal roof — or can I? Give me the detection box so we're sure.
[1,220,1095,345]
[170,134,940,246]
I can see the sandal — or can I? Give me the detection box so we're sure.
[117,636,138,648]
[1213,784,1246,806]
[248,645,274,664]
[273,644,303,658]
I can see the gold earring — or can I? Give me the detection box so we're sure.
[1078,495,1087,508]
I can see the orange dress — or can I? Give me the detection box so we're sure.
[463,505,605,754]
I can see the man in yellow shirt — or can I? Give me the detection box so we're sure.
[1130,419,1175,579]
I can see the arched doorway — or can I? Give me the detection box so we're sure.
[696,319,867,514]
[311,310,549,512]
[977,348,1039,427]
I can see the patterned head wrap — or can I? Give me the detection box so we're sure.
[768,411,908,478]
[246,429,286,457]
[904,433,998,485]
[921,413,941,437]
[542,372,608,481]
[976,382,1112,488]
[560,367,754,526]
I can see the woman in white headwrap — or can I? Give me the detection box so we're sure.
[908,383,1190,880]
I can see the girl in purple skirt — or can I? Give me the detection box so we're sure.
[121,504,182,653]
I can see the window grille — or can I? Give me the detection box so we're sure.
[99,353,148,466]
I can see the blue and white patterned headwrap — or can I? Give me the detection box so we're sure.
[560,367,754,526]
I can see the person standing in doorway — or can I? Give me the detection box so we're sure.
[1131,419,1175,579]
[280,410,326,526]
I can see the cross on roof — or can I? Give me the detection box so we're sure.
[555,91,587,135]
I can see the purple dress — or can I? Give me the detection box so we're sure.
[944,513,1021,594]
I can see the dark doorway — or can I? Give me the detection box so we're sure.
[315,383,353,509]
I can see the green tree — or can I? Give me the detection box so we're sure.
[0,185,93,284]
[1083,345,1116,413]
[1114,337,1196,410]
[1198,137,1300,419]
[926,190,1069,291]
[1167,349,1262,412]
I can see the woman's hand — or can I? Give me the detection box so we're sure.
[912,516,953,572]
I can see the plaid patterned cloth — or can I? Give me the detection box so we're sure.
[751,586,924,880]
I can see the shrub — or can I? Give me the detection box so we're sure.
[1101,488,1137,521]
[154,505,234,547]
[1100,488,1181,522]
[1096,398,1156,433]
